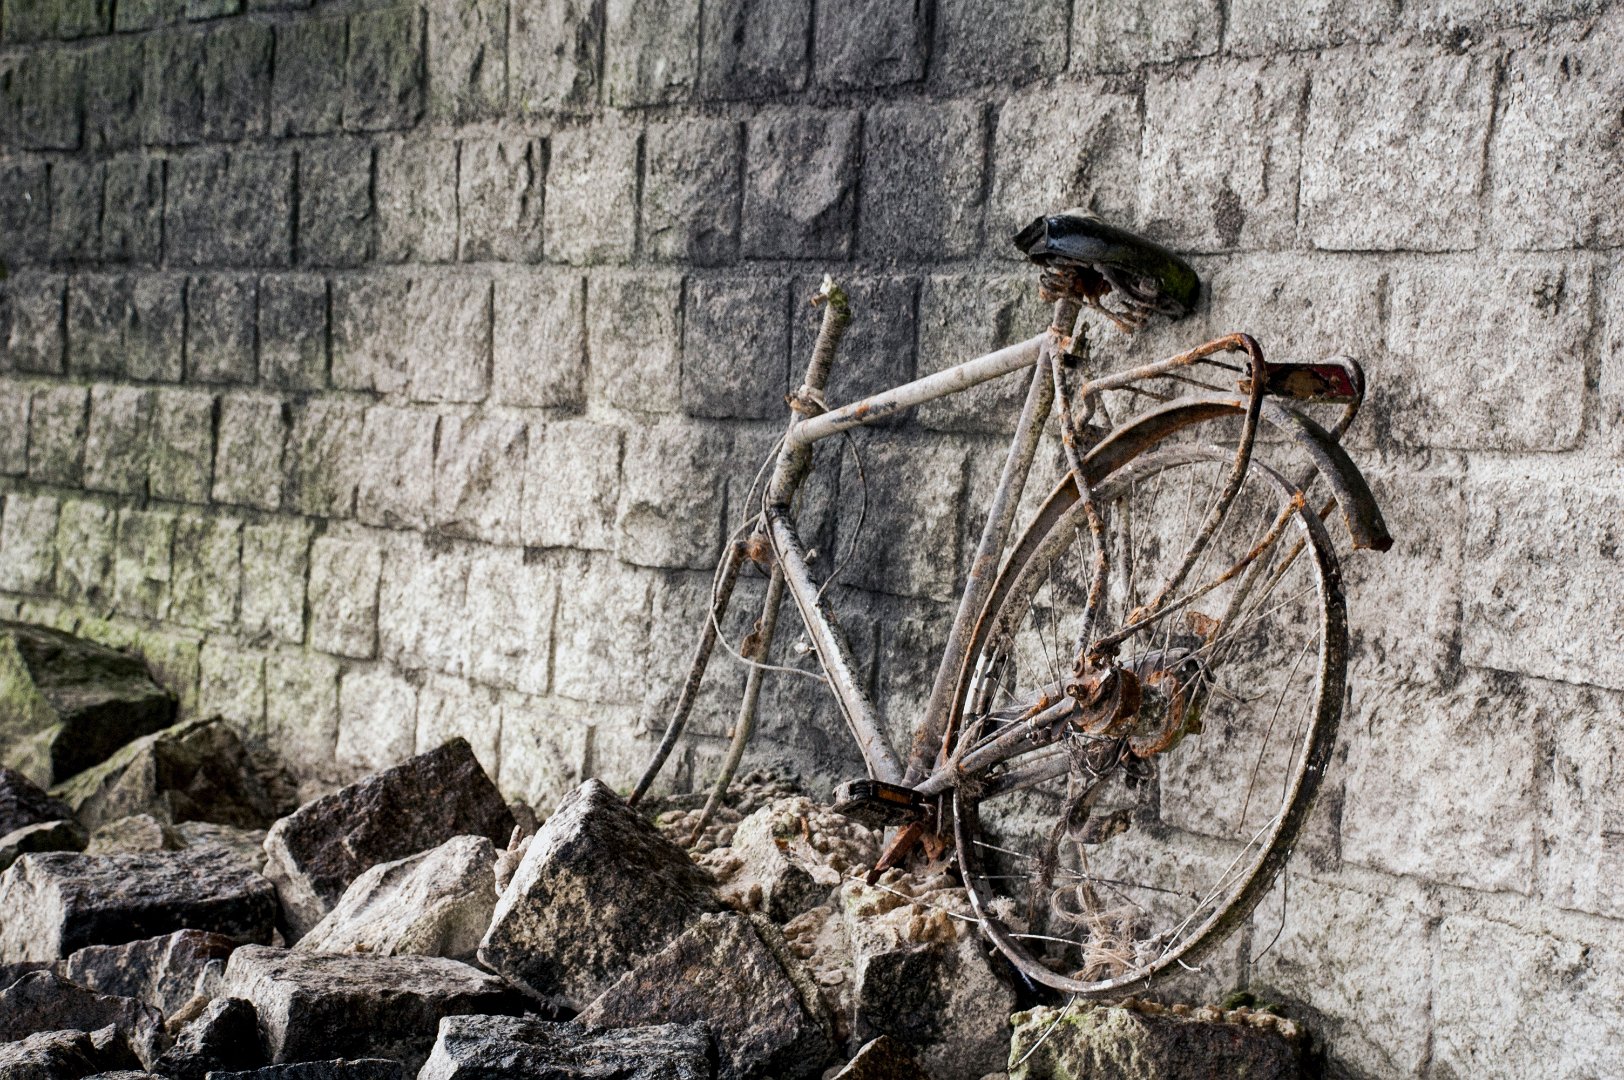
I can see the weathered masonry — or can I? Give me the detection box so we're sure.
[2,0,1622,1075]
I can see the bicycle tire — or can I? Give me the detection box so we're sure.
[950,439,1347,997]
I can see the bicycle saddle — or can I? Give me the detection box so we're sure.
[1014,211,1200,331]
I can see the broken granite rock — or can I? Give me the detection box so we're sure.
[60,930,240,1016]
[86,814,186,856]
[0,848,277,963]
[0,1027,143,1079]
[218,945,526,1074]
[53,716,280,832]
[419,1015,716,1080]
[1,818,88,871]
[174,821,268,872]
[479,778,724,1009]
[0,622,177,786]
[579,910,834,1080]
[1,763,77,833]
[262,739,514,940]
[1006,1001,1308,1080]
[296,835,497,961]
[828,1036,932,1080]
[155,997,265,1080]
[0,972,167,1069]
[208,1061,405,1079]
[700,797,878,923]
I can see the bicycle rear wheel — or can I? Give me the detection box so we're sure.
[951,442,1346,996]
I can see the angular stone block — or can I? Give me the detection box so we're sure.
[65,275,129,378]
[298,139,374,267]
[308,537,382,659]
[140,27,205,145]
[166,148,294,267]
[83,386,153,496]
[2,273,65,372]
[157,994,265,1078]
[1007,1002,1306,1080]
[113,510,176,620]
[211,1060,404,1079]
[0,847,276,963]
[0,382,27,476]
[1226,0,1396,55]
[427,0,507,122]
[493,273,586,407]
[1073,0,1220,72]
[345,6,424,132]
[478,778,722,1007]
[1301,51,1495,251]
[406,278,491,403]
[420,1015,713,1080]
[544,123,639,265]
[643,118,741,265]
[586,271,682,412]
[604,0,698,105]
[202,21,271,140]
[296,835,497,961]
[433,415,525,544]
[331,276,411,393]
[58,929,238,1016]
[286,399,365,518]
[813,0,925,89]
[47,159,104,264]
[219,947,524,1073]
[356,406,438,529]
[241,519,311,645]
[377,139,457,263]
[262,738,514,938]
[271,16,346,136]
[101,154,165,265]
[458,137,544,262]
[616,421,729,569]
[257,275,328,391]
[376,539,470,676]
[935,0,1065,86]
[860,101,985,260]
[2,52,83,150]
[211,394,287,511]
[264,651,340,779]
[0,620,176,786]
[0,971,165,1069]
[166,512,243,632]
[915,273,1045,434]
[186,275,257,384]
[0,1027,142,1078]
[412,677,499,779]
[509,0,603,111]
[196,641,267,732]
[148,389,215,503]
[699,0,808,98]
[0,764,74,838]
[741,109,859,260]
[520,420,621,550]
[1540,676,1624,922]
[0,494,59,597]
[836,438,967,602]
[682,275,788,418]
[334,667,416,777]
[464,551,553,695]
[0,162,50,267]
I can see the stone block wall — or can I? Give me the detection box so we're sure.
[2,0,1622,1073]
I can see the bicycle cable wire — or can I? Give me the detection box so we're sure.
[813,431,868,604]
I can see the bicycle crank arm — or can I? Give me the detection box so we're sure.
[831,779,926,828]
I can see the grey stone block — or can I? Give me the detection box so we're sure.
[168,512,242,632]
[791,273,918,412]
[1301,50,1496,251]
[0,161,49,266]
[265,651,340,776]
[492,273,586,408]
[458,137,544,262]
[84,38,145,151]
[427,0,507,122]
[421,1015,713,1080]
[59,0,112,32]
[934,0,1066,86]
[336,667,417,774]
[551,558,651,701]
[916,273,1046,435]
[189,0,243,18]
[1490,22,1624,250]
[346,6,424,132]
[1,52,83,150]
[509,0,603,112]
[741,109,859,259]
[1139,58,1307,253]
[587,271,682,412]
[286,398,366,518]
[332,276,411,393]
[860,101,985,260]
[0,494,59,594]
[166,147,294,267]
[241,519,311,644]
[113,509,176,620]
[196,640,265,729]
[186,275,257,385]
[101,155,165,265]
[411,675,502,782]
[376,538,470,675]
[47,159,103,265]
[643,118,741,265]
[837,437,968,601]
[1226,0,1397,55]
[83,385,154,495]
[616,421,729,570]
[53,500,117,613]
[212,393,287,511]
[497,692,589,808]
[308,536,383,659]
[141,28,206,145]
[604,0,698,105]
[433,415,526,544]
[1199,252,1383,367]
[521,419,621,550]
[1072,0,1221,72]
[298,139,375,268]
[356,406,438,528]
[0,0,59,39]
[682,275,788,419]
[0,971,165,1067]
[202,21,271,140]
[464,551,553,695]
[406,278,491,403]
[0,380,28,475]
[3,274,65,373]
[377,139,458,263]
[990,83,1141,246]
[127,277,187,382]
[271,16,346,136]
[67,274,130,378]
[117,0,187,30]
[1383,256,1589,451]
[813,0,926,89]
[699,0,809,98]
[148,389,215,503]
[258,275,328,391]
[28,383,88,485]
[543,123,639,265]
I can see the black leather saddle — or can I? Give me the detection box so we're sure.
[1014,211,1200,331]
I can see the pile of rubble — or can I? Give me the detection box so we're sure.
[0,622,1313,1079]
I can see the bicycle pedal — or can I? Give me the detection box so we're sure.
[831,779,926,828]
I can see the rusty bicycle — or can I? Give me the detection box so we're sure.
[632,211,1392,997]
